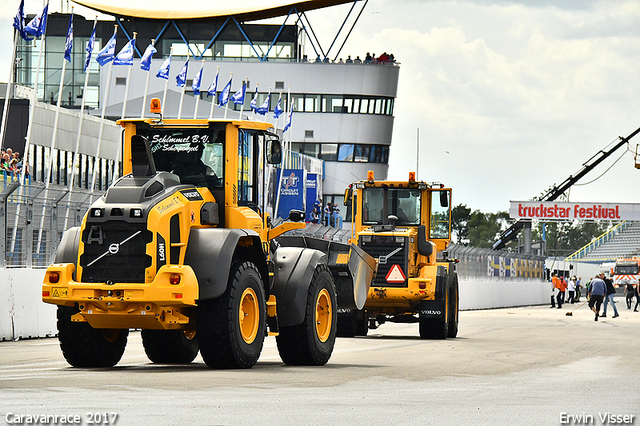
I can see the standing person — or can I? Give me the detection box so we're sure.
[634,281,640,312]
[324,203,331,226]
[624,283,635,310]
[555,274,567,309]
[550,273,558,308]
[588,273,607,321]
[575,276,583,302]
[601,273,619,318]
[567,276,577,304]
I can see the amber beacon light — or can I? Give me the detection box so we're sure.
[149,98,162,114]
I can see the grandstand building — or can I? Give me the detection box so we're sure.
[11,1,399,219]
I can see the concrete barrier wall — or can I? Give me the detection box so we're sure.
[0,268,550,341]
[0,268,56,341]
[458,278,550,310]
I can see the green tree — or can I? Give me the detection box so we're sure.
[467,210,510,248]
[451,204,471,244]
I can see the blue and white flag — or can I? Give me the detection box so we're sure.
[140,43,156,71]
[192,65,203,95]
[24,2,48,39]
[207,71,218,97]
[13,0,30,41]
[156,55,171,79]
[218,77,232,106]
[231,81,246,105]
[95,33,116,66]
[250,86,258,111]
[256,92,270,115]
[176,59,188,87]
[283,107,293,133]
[63,13,73,62]
[84,21,96,71]
[114,38,135,66]
[273,97,283,119]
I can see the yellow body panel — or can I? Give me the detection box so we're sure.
[43,264,199,330]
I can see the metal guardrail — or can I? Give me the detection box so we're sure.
[1,176,101,268]
[448,244,545,280]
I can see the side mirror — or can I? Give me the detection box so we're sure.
[288,209,305,222]
[266,137,282,165]
[440,190,449,208]
[343,188,352,207]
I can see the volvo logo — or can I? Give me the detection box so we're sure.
[109,243,120,254]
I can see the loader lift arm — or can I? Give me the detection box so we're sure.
[493,125,640,250]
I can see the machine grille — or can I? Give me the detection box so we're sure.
[359,236,408,288]
[79,220,152,283]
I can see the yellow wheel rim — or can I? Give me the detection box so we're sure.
[315,288,332,343]
[239,288,259,344]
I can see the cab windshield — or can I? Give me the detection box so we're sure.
[362,187,420,226]
[138,125,225,188]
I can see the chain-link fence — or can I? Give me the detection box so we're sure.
[1,177,101,268]
[448,244,546,281]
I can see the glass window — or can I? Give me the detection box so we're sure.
[319,144,338,161]
[362,188,384,224]
[354,145,370,162]
[362,187,421,226]
[337,144,354,162]
[323,95,344,113]
[369,145,389,163]
[430,189,451,239]
[359,98,369,114]
[368,98,376,114]
[237,130,254,203]
[375,98,383,114]
[305,95,321,112]
[140,125,225,188]
[352,98,360,114]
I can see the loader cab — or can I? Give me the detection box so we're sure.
[119,105,280,230]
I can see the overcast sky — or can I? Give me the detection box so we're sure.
[1,0,639,213]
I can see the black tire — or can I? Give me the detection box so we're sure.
[196,261,266,369]
[57,305,128,368]
[419,281,449,339]
[141,329,199,364]
[276,264,337,366]
[447,274,459,338]
[336,309,357,337]
[355,309,369,336]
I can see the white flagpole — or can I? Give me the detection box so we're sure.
[193,59,204,119]
[224,72,232,119]
[0,31,20,152]
[64,18,96,230]
[140,38,155,118]
[177,51,189,119]
[238,77,248,119]
[120,32,136,120]
[263,88,271,122]
[161,46,172,116]
[12,9,49,253]
[208,66,219,120]
[110,32,136,186]
[90,25,117,204]
[273,92,282,129]
[286,87,291,168]
[251,83,258,121]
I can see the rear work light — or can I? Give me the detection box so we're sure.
[49,272,60,284]
[169,274,181,285]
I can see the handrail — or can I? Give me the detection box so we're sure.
[565,221,630,261]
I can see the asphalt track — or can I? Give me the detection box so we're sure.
[1,300,639,426]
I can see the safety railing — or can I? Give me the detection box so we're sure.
[1,177,99,268]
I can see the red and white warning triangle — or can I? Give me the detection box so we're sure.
[385,264,406,283]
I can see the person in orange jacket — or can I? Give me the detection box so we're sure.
[555,274,567,308]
